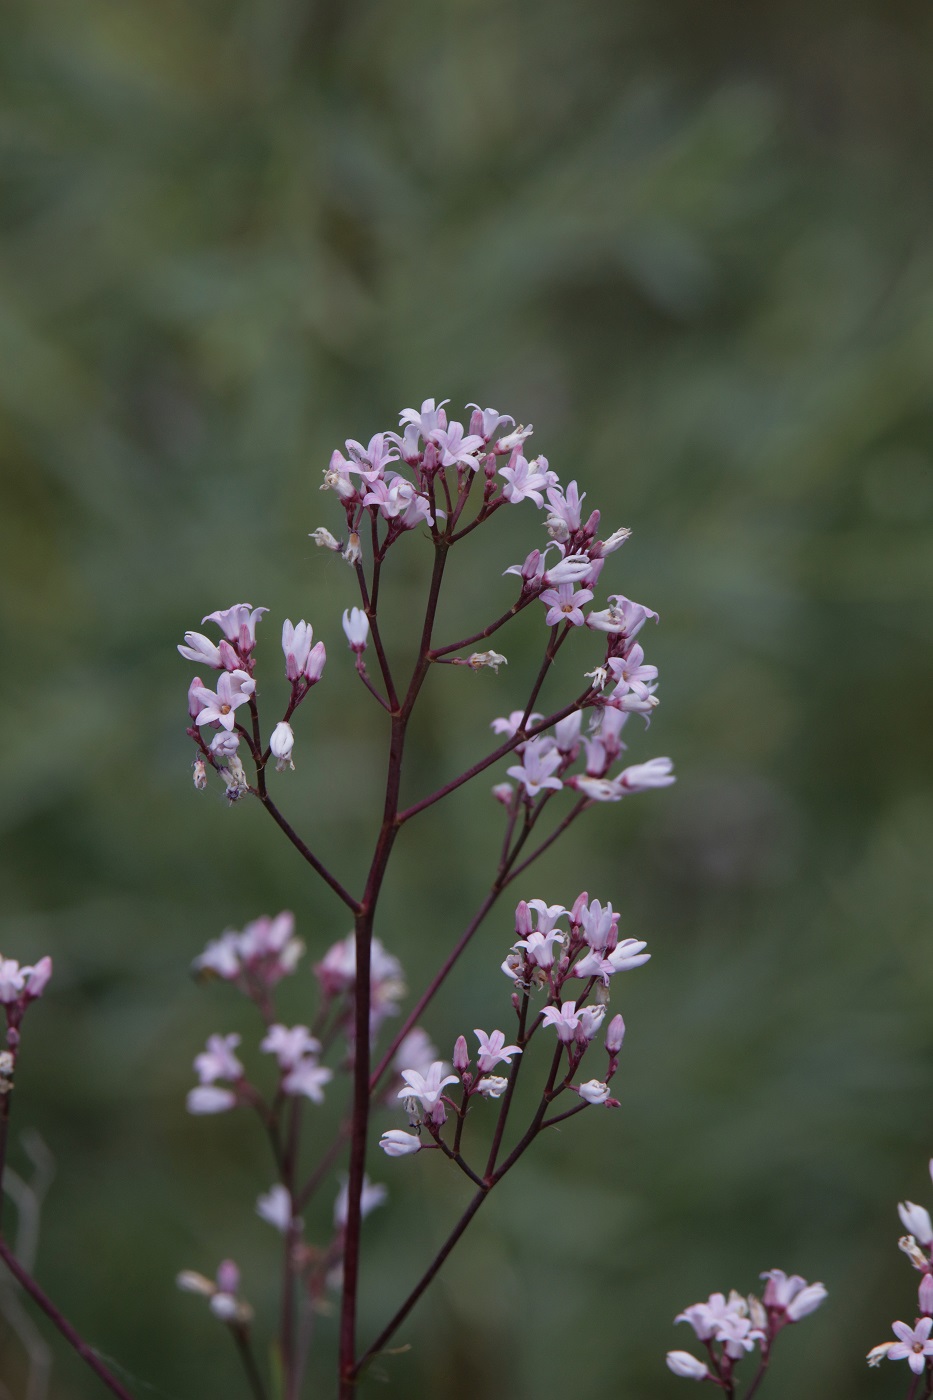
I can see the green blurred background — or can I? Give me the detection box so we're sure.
[2,0,932,1395]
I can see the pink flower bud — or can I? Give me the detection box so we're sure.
[785,1282,827,1321]
[215,1260,240,1295]
[491,783,513,806]
[379,1130,421,1157]
[569,891,589,926]
[514,901,533,936]
[188,676,204,720]
[605,1013,626,1053]
[305,641,326,683]
[453,1036,470,1073]
[24,957,52,1000]
[919,1274,933,1316]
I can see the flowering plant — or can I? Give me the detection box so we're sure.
[0,397,850,1400]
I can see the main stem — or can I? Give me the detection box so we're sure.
[338,540,449,1399]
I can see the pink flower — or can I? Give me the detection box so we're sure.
[476,1076,509,1098]
[507,737,563,798]
[493,423,534,455]
[542,551,592,585]
[498,452,553,507]
[187,1086,237,1115]
[399,398,449,438]
[282,1060,333,1103]
[539,1001,581,1042]
[490,709,544,740]
[606,1013,626,1053]
[202,604,268,654]
[888,1318,933,1375]
[514,929,564,969]
[576,1005,606,1041]
[604,594,659,639]
[345,433,398,480]
[397,1062,458,1111]
[473,1029,522,1073]
[578,899,619,951]
[467,404,514,441]
[192,670,256,731]
[545,481,585,535]
[0,959,25,1004]
[322,450,358,500]
[260,1024,321,1070]
[607,644,658,699]
[432,422,485,469]
[539,583,594,628]
[393,1028,439,1079]
[194,1033,243,1085]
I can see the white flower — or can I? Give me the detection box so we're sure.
[256,1185,293,1233]
[342,607,370,652]
[187,1086,237,1115]
[476,1076,509,1098]
[577,1079,611,1105]
[899,1202,933,1246]
[270,721,295,772]
[379,1130,421,1157]
[282,1060,333,1103]
[334,1175,387,1228]
[666,1351,709,1380]
[309,527,341,550]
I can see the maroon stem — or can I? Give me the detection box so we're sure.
[338,539,451,1399]
[353,1042,568,1377]
[429,596,533,658]
[742,1349,771,1400]
[0,1237,136,1400]
[397,691,592,825]
[258,793,360,914]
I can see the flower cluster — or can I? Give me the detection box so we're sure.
[180,605,327,801]
[668,1271,826,1385]
[865,1160,933,1377]
[377,893,644,1161]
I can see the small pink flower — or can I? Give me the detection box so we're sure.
[666,1351,708,1380]
[539,583,594,628]
[507,737,563,798]
[539,1001,580,1042]
[202,604,268,654]
[256,1185,292,1233]
[187,1086,237,1115]
[473,1029,522,1073]
[260,1024,321,1070]
[193,671,256,731]
[888,1318,933,1374]
[282,1060,333,1103]
[194,1033,243,1085]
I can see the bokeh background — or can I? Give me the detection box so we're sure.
[2,0,932,1396]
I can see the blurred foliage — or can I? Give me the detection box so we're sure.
[2,0,933,1396]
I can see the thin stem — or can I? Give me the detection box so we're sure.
[483,994,530,1179]
[232,1327,269,1400]
[540,1102,588,1130]
[742,1351,771,1400]
[338,539,450,1399]
[0,1084,13,1233]
[354,556,398,711]
[0,1237,136,1400]
[257,794,360,914]
[397,692,592,825]
[353,1190,488,1376]
[429,597,532,659]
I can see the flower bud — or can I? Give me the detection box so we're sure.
[305,640,326,683]
[188,677,204,721]
[24,957,52,1000]
[666,1351,708,1380]
[785,1282,827,1321]
[919,1274,933,1316]
[453,1036,470,1073]
[379,1129,421,1157]
[605,1014,626,1053]
[899,1201,933,1246]
[270,722,295,773]
[342,608,370,653]
[491,782,513,806]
